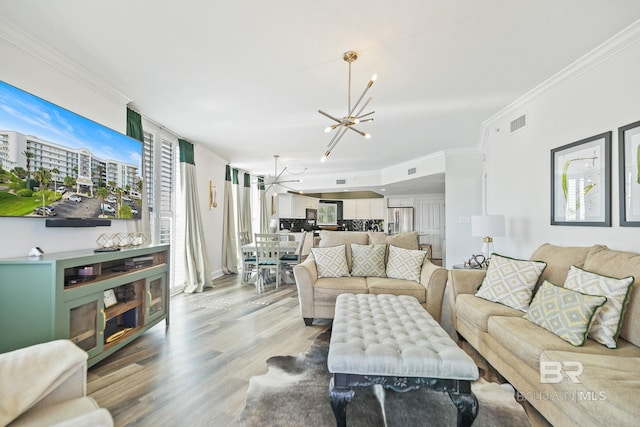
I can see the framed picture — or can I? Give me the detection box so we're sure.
[550,132,611,226]
[619,120,640,226]
[103,289,118,308]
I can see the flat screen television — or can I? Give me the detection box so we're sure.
[0,81,143,222]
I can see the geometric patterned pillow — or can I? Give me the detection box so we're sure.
[311,245,350,278]
[564,265,634,348]
[385,245,426,283]
[475,253,547,312]
[350,243,386,278]
[524,280,607,346]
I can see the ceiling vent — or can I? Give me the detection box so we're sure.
[336,179,346,185]
[408,167,417,175]
[510,114,526,133]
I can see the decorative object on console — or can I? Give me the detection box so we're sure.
[551,132,611,226]
[319,51,376,162]
[618,120,640,226]
[471,214,505,261]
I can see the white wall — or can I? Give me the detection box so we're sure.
[444,150,484,267]
[483,32,640,258]
[0,38,129,259]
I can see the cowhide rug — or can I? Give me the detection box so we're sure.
[236,330,531,426]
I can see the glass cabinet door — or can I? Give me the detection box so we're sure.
[146,273,166,324]
[65,295,104,358]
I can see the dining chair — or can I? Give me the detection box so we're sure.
[254,233,281,293]
[280,231,306,276]
[238,231,257,284]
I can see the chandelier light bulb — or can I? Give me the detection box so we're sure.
[324,126,332,133]
[321,151,330,162]
[353,118,360,124]
[371,74,378,81]
[364,133,371,139]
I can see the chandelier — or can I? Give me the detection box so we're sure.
[262,155,306,193]
[318,51,376,162]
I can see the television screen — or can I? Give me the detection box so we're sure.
[0,81,142,220]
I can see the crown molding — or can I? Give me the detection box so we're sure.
[481,19,640,136]
[0,16,131,105]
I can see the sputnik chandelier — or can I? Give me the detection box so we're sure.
[319,51,376,162]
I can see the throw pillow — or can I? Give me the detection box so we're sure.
[564,265,634,348]
[310,245,350,278]
[475,254,547,312]
[385,245,426,283]
[368,231,419,250]
[524,280,607,346]
[350,243,387,278]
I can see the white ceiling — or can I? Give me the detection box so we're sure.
[2,1,640,195]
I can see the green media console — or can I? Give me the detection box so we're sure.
[0,244,170,366]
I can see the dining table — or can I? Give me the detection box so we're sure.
[241,240,301,284]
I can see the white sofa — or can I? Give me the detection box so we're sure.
[0,340,113,427]
[293,231,448,325]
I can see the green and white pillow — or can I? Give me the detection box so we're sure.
[311,245,350,278]
[475,254,546,312]
[385,245,426,283]
[524,280,607,346]
[564,265,634,348]
[350,243,387,278]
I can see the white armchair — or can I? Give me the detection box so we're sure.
[0,340,113,427]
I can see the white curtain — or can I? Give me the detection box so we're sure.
[258,176,269,233]
[222,165,238,274]
[178,140,213,293]
[239,172,253,240]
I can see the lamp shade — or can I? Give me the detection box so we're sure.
[471,215,505,237]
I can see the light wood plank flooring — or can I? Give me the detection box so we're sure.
[87,274,330,427]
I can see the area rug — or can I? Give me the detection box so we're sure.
[236,330,531,426]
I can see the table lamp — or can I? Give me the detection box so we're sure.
[471,215,505,261]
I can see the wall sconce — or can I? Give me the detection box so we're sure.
[209,181,217,209]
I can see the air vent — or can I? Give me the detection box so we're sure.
[336,179,346,185]
[408,167,416,175]
[510,114,526,133]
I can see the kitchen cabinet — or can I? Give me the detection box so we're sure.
[277,194,294,218]
[278,194,318,219]
[343,198,384,220]
[369,198,385,219]
[0,244,170,366]
[388,198,414,207]
[343,200,357,219]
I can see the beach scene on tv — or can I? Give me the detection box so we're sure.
[0,81,143,220]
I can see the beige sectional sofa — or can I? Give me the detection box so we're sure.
[449,243,640,426]
[293,231,448,325]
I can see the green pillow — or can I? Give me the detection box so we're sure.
[475,253,547,312]
[564,265,634,348]
[350,243,386,277]
[524,280,607,346]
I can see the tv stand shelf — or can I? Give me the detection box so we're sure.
[0,244,170,366]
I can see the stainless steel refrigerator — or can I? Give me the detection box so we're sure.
[387,207,414,234]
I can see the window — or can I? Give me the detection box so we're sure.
[142,121,182,295]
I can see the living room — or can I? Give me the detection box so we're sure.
[1,2,640,426]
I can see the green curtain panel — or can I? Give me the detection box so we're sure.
[126,107,144,142]
[179,139,213,293]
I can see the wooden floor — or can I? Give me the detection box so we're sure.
[87,274,330,427]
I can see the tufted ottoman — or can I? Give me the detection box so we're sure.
[327,293,479,426]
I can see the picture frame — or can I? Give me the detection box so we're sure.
[550,132,611,226]
[619,120,640,226]
[103,289,118,308]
